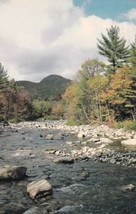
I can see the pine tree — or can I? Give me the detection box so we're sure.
[97,26,130,73]
[0,63,9,89]
[130,37,136,68]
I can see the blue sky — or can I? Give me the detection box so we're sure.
[73,0,136,21]
[0,0,136,81]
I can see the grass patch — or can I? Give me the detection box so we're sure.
[115,120,136,130]
[66,119,86,126]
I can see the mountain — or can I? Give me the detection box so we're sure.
[16,74,71,100]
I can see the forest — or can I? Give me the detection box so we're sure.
[0,26,136,129]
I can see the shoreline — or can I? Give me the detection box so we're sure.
[8,120,136,168]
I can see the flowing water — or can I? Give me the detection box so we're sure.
[0,123,136,214]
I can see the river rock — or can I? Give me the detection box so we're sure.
[54,205,77,213]
[77,132,87,138]
[109,158,116,164]
[90,137,100,143]
[27,179,53,199]
[121,139,136,146]
[45,134,54,140]
[53,157,74,164]
[45,148,56,154]
[100,137,113,144]
[23,207,45,214]
[0,165,27,180]
[121,184,135,191]
[13,149,33,157]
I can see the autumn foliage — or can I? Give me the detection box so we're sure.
[0,64,33,122]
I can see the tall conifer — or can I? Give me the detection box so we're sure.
[97,26,130,73]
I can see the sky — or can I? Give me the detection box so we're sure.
[0,0,136,82]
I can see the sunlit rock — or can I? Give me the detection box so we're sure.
[121,184,135,191]
[100,137,113,144]
[121,139,136,146]
[27,179,53,199]
[77,132,87,138]
[45,134,54,140]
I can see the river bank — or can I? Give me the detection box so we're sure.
[10,120,136,168]
[0,121,136,213]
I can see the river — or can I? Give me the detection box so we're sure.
[0,121,136,214]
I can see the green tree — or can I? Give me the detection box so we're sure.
[0,63,9,89]
[63,81,83,124]
[87,74,109,123]
[77,59,106,81]
[97,26,130,73]
[0,63,9,119]
[32,100,52,118]
[77,59,107,123]
[130,37,136,68]
[126,37,136,120]
[63,59,107,124]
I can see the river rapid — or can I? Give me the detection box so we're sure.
[0,121,136,214]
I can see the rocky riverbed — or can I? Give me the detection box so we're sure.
[0,120,136,214]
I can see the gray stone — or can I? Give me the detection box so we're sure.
[56,205,76,212]
[66,141,73,145]
[77,132,87,138]
[45,134,54,140]
[53,157,74,164]
[121,139,136,146]
[100,137,113,144]
[55,150,61,156]
[23,207,46,214]
[45,148,56,154]
[109,158,116,164]
[27,179,53,199]
[0,165,27,180]
[13,149,33,157]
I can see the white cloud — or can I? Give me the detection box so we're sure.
[124,8,136,20]
[0,0,136,82]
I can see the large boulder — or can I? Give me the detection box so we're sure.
[121,139,136,146]
[0,165,27,180]
[27,179,53,199]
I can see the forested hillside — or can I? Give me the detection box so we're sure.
[16,75,71,100]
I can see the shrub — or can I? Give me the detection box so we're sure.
[114,120,136,130]
[123,120,136,130]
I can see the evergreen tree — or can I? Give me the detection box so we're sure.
[0,63,9,89]
[130,37,136,68]
[97,26,130,73]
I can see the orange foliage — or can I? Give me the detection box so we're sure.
[52,102,63,117]
[100,66,133,105]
